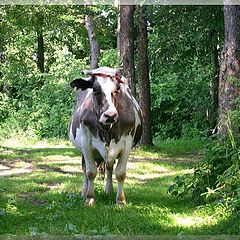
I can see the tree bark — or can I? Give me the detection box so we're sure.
[218,2,240,139]
[210,29,220,133]
[138,6,153,146]
[119,4,135,96]
[85,15,100,69]
[37,27,44,73]
[116,9,120,51]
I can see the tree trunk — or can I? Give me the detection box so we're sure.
[36,11,44,73]
[85,15,100,69]
[218,2,240,139]
[37,28,44,73]
[119,4,135,96]
[116,9,120,51]
[138,6,153,146]
[210,29,220,133]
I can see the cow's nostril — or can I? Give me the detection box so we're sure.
[104,112,117,123]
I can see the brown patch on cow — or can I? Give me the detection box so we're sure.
[105,90,137,145]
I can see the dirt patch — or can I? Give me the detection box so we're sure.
[0,161,34,177]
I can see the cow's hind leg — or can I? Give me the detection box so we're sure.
[105,164,113,196]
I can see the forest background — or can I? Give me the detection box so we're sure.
[0,5,224,142]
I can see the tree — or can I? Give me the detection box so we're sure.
[85,14,100,69]
[119,4,135,96]
[218,2,240,138]
[37,12,44,73]
[138,6,152,146]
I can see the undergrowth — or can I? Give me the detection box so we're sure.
[169,117,240,234]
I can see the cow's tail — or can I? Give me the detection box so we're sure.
[97,162,105,180]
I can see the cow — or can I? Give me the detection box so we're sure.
[69,67,142,206]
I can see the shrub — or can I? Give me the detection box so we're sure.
[169,116,240,212]
[0,48,87,140]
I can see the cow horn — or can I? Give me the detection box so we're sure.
[83,70,92,75]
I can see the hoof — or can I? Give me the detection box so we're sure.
[116,200,126,207]
[85,197,95,207]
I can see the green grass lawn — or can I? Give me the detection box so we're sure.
[0,139,236,237]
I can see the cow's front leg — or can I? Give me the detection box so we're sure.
[105,164,113,196]
[115,157,128,206]
[81,156,88,198]
[85,165,97,206]
[83,154,97,207]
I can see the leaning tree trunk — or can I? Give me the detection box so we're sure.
[138,6,153,146]
[119,4,135,96]
[85,15,100,69]
[218,2,240,139]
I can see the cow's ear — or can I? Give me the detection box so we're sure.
[70,78,94,90]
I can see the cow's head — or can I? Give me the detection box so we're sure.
[70,67,126,125]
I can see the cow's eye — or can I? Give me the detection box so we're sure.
[93,87,100,95]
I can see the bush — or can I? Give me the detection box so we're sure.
[169,118,240,212]
[0,48,87,140]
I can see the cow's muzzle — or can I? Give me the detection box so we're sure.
[99,110,118,124]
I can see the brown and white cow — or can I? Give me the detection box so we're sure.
[69,67,142,206]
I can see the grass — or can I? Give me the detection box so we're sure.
[0,138,236,237]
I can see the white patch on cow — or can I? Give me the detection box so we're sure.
[69,90,92,151]
[134,107,141,131]
[69,124,83,150]
[92,136,107,160]
[97,76,118,124]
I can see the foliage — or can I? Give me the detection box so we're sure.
[99,49,120,69]
[169,113,240,215]
[148,5,224,139]
[0,5,117,140]
[0,45,87,139]
[0,5,225,140]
